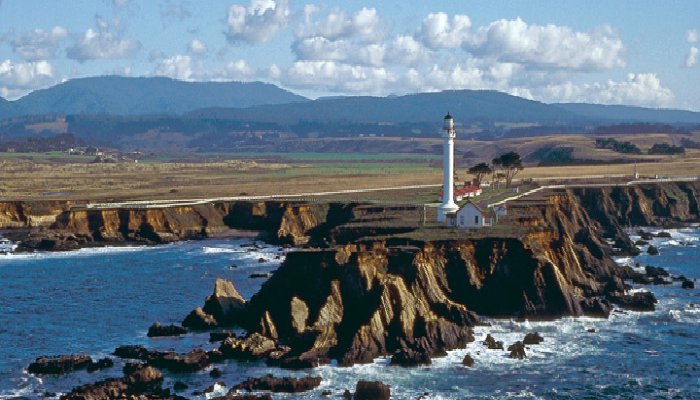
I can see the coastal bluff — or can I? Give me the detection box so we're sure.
[7,181,700,367]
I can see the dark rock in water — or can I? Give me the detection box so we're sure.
[634,240,649,246]
[268,354,325,370]
[149,349,210,373]
[210,330,236,342]
[343,389,353,399]
[645,265,669,278]
[632,273,653,284]
[148,322,188,337]
[232,374,322,393]
[638,230,654,241]
[202,279,247,326]
[322,389,332,396]
[60,365,175,400]
[354,380,390,400]
[182,307,218,330]
[507,341,527,359]
[587,327,597,333]
[114,345,151,360]
[652,277,672,285]
[114,345,210,373]
[249,273,272,279]
[390,346,431,367]
[210,367,223,378]
[522,332,544,345]
[682,279,696,289]
[258,257,266,263]
[647,245,659,255]
[611,291,657,311]
[462,354,474,367]
[86,357,114,372]
[27,354,92,375]
[483,334,504,350]
[656,231,672,238]
[173,381,188,391]
[579,297,612,317]
[219,333,277,360]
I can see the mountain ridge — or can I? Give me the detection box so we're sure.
[2,76,700,126]
[0,76,307,118]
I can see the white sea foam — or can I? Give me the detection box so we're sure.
[0,243,160,261]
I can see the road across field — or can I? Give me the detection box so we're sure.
[77,176,699,211]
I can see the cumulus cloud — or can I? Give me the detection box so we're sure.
[538,73,674,108]
[416,12,471,49]
[281,60,396,94]
[0,59,55,99]
[469,18,625,71]
[11,26,68,61]
[66,17,141,61]
[297,6,383,42]
[215,59,256,81]
[226,0,290,43]
[688,29,698,43]
[187,39,208,55]
[154,55,193,80]
[686,46,698,68]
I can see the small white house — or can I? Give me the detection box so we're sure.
[454,202,495,228]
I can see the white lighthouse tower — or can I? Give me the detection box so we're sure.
[438,113,459,222]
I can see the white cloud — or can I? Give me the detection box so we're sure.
[281,60,396,94]
[687,29,698,43]
[215,59,256,81]
[686,46,698,68]
[226,0,290,43]
[11,26,68,61]
[297,6,382,42]
[187,39,208,55]
[0,59,55,99]
[153,54,193,80]
[416,12,471,49]
[66,17,141,62]
[469,18,625,71]
[538,73,674,108]
[385,35,428,65]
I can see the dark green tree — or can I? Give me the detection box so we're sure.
[468,162,492,184]
[493,151,524,188]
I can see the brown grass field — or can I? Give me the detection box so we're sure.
[1,132,698,202]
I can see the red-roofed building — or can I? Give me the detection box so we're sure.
[438,184,482,202]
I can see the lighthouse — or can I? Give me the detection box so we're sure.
[438,113,459,222]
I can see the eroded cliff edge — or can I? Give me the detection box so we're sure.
[176,181,700,366]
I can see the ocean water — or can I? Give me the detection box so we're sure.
[0,233,699,399]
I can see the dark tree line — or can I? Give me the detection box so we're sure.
[467,151,523,188]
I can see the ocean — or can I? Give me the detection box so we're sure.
[0,232,698,399]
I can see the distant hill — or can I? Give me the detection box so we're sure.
[191,90,584,124]
[0,76,307,118]
[553,103,700,125]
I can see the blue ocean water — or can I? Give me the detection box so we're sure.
[0,232,699,399]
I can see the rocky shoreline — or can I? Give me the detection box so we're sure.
[12,181,700,398]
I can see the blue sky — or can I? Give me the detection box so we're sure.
[0,0,698,110]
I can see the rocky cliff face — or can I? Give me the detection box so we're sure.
[182,182,700,366]
[0,200,343,250]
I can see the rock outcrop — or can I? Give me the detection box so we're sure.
[59,365,179,400]
[354,380,390,400]
[27,355,113,375]
[232,374,322,393]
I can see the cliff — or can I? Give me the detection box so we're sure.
[180,182,700,365]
